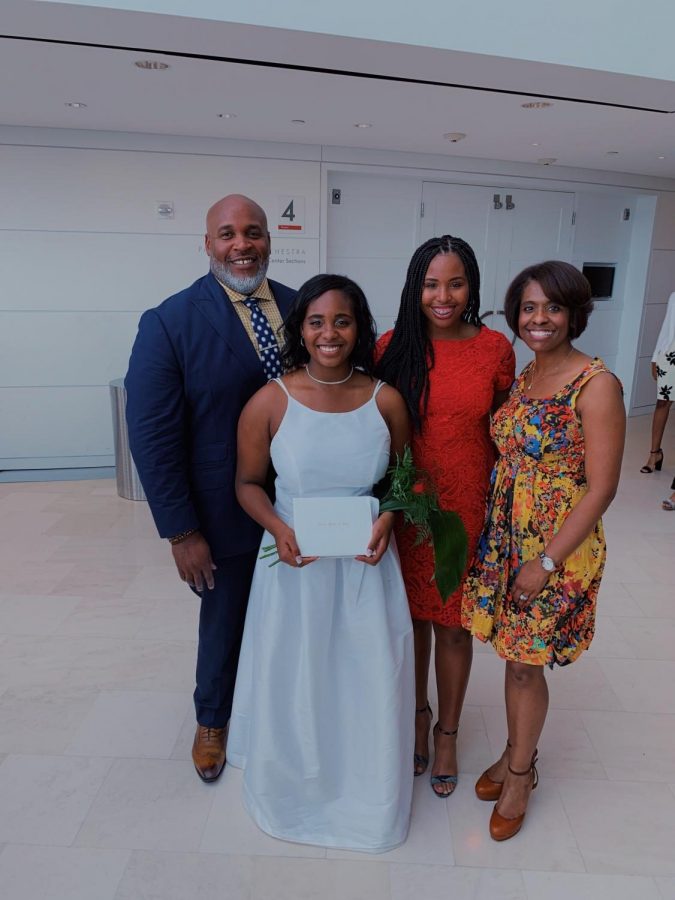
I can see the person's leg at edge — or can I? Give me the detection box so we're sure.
[643,399,671,470]
[413,618,433,775]
[493,660,548,819]
[431,623,473,795]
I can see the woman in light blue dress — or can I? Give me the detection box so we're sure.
[227,274,414,852]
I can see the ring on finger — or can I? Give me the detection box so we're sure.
[519,592,528,601]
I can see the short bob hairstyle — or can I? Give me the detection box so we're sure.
[280,273,377,374]
[503,260,594,340]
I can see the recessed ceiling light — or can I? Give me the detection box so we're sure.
[354,122,372,128]
[291,119,306,124]
[522,101,553,109]
[606,150,620,155]
[443,132,466,143]
[64,101,87,108]
[217,113,237,119]
[531,142,542,147]
[658,155,666,160]
[537,157,557,165]
[134,60,170,70]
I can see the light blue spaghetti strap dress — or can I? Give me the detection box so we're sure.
[227,378,414,852]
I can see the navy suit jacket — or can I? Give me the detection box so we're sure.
[125,272,297,559]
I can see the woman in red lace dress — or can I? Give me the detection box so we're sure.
[376,236,515,797]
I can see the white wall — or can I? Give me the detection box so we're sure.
[325,170,652,390]
[326,173,421,335]
[631,193,675,412]
[571,191,635,386]
[1,126,673,470]
[0,139,321,468]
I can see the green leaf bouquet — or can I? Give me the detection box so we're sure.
[379,446,468,603]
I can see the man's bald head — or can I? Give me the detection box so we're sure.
[205,194,271,294]
[206,194,268,235]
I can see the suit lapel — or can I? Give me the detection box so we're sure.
[192,273,261,372]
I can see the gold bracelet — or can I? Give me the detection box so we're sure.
[168,528,198,545]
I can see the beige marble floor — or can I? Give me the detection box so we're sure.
[0,415,674,900]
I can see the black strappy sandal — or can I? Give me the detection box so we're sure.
[641,448,663,473]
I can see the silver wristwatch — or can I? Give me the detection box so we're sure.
[539,552,557,573]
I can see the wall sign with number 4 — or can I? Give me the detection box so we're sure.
[277,196,305,232]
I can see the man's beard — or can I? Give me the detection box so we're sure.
[210,255,270,295]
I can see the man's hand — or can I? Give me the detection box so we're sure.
[171,531,217,591]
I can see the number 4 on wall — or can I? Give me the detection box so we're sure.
[277,196,304,231]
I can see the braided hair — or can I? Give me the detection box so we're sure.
[375,235,482,432]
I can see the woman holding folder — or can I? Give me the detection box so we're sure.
[227,274,414,852]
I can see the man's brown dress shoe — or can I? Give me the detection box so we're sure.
[192,725,226,782]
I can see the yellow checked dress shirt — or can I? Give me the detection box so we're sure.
[215,277,284,359]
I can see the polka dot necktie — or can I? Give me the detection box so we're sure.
[242,297,283,381]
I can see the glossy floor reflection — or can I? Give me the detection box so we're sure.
[0,415,673,899]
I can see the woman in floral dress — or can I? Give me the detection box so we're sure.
[462,260,625,841]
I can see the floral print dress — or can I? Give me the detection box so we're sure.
[462,358,614,668]
[654,341,675,401]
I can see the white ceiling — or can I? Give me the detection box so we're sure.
[2,1,674,178]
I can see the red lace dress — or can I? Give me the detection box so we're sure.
[376,327,515,626]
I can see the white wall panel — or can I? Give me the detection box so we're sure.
[652,193,675,251]
[573,193,633,262]
[0,312,140,386]
[0,133,669,470]
[574,308,622,361]
[327,174,420,259]
[639,301,669,356]
[0,142,322,469]
[0,229,319,313]
[0,146,320,236]
[0,232,206,312]
[645,250,675,302]
[326,255,407,322]
[268,238,320,289]
[632,357,660,409]
[0,386,113,462]
[326,172,420,337]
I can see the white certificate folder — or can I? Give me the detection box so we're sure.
[293,496,378,557]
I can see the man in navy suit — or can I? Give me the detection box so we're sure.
[125,194,296,781]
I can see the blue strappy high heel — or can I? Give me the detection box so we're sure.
[430,722,458,797]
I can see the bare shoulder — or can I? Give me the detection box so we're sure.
[375,381,406,411]
[577,368,624,416]
[241,379,285,421]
